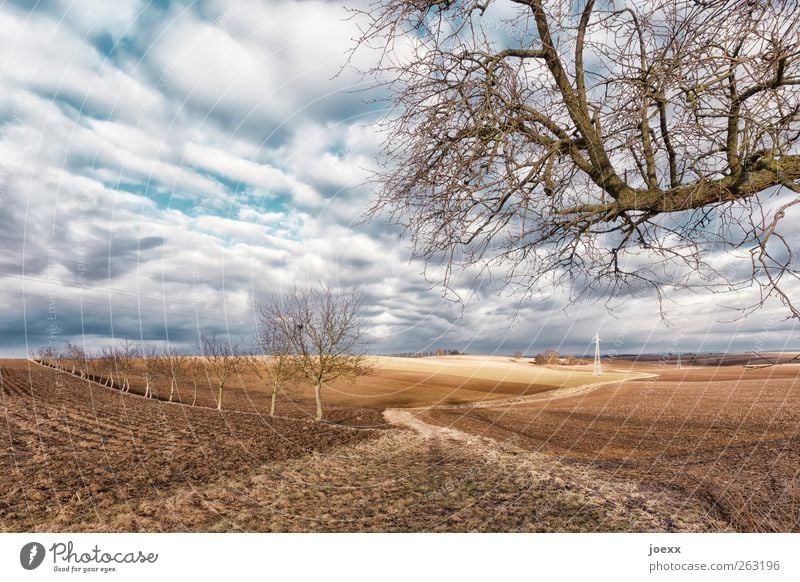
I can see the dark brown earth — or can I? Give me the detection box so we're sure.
[416,364,800,532]
[2,358,797,532]
[0,360,377,531]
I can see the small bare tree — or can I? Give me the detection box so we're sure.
[188,357,200,406]
[97,346,117,387]
[63,341,87,376]
[534,349,561,365]
[257,287,370,421]
[84,349,99,378]
[142,345,160,399]
[36,345,59,367]
[153,346,190,403]
[108,339,138,393]
[246,327,301,417]
[199,333,244,411]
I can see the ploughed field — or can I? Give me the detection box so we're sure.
[107,354,642,419]
[2,357,796,532]
[416,364,800,532]
[0,360,376,531]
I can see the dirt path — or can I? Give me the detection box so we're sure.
[371,373,731,533]
[383,372,657,438]
[369,372,732,532]
[383,367,660,457]
[441,372,658,410]
[103,415,728,532]
[383,409,475,441]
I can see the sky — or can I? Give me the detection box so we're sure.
[0,0,797,358]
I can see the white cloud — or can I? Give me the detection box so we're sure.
[183,142,312,202]
[0,0,794,356]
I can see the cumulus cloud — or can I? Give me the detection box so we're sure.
[0,0,795,358]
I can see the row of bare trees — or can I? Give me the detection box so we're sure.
[33,287,370,420]
[35,340,192,402]
[36,338,254,410]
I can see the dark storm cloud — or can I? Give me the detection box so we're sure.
[0,182,59,278]
[63,233,166,282]
[6,279,257,354]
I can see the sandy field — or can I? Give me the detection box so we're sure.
[89,355,645,418]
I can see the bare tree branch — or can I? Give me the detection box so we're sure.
[255,287,371,421]
[352,0,800,317]
[199,333,245,411]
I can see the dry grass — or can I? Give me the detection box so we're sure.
[102,426,727,532]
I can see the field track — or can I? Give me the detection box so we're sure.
[415,364,800,532]
[82,409,728,532]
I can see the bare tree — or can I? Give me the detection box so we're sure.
[153,346,190,403]
[62,341,87,376]
[97,346,117,387]
[142,345,159,399]
[257,287,370,421]
[199,333,244,411]
[84,349,99,378]
[246,325,301,417]
[534,349,560,365]
[354,0,800,318]
[188,358,200,406]
[104,339,139,393]
[36,345,59,367]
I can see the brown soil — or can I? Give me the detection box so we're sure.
[292,369,557,409]
[0,360,378,532]
[59,360,562,425]
[94,418,727,533]
[4,358,796,532]
[623,353,800,367]
[416,364,800,531]
[0,359,725,532]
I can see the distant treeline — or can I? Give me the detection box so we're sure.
[388,349,463,358]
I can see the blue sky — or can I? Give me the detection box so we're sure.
[0,0,797,357]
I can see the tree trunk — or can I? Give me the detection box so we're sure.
[169,377,176,402]
[192,378,197,407]
[270,383,278,417]
[314,381,323,421]
[217,382,223,411]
